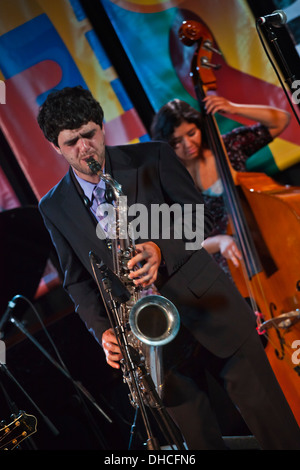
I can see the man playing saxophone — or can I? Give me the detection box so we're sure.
[37,86,300,450]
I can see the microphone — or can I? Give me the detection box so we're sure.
[0,296,19,339]
[257,10,287,27]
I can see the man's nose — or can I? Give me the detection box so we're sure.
[78,137,89,152]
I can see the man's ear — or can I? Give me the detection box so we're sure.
[50,142,62,154]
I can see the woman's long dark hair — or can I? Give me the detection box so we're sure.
[150,99,208,148]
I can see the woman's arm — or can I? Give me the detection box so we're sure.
[203,95,290,138]
[202,234,242,267]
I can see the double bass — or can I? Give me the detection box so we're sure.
[179,19,300,424]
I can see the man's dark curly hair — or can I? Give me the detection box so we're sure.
[37,86,104,147]
[150,99,208,148]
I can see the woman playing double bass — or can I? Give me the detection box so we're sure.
[151,95,290,276]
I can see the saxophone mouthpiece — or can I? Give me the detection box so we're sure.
[86,157,102,175]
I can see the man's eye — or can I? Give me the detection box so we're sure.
[83,131,96,139]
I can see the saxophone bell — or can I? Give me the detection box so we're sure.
[129,294,180,346]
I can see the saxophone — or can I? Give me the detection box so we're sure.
[87,157,180,407]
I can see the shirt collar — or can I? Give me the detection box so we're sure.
[73,168,105,202]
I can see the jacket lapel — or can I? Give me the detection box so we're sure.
[59,170,113,265]
[105,147,138,207]
[60,169,96,234]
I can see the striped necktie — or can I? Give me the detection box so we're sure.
[92,185,106,207]
[92,185,115,238]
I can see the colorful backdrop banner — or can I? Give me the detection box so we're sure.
[102,0,300,175]
[0,0,148,200]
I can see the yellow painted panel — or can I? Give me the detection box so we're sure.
[37,0,124,121]
[269,138,300,170]
[0,0,42,34]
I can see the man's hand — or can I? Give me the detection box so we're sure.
[102,328,123,369]
[102,242,161,368]
[127,241,161,288]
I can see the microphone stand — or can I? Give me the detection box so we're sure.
[3,315,112,449]
[263,24,296,92]
[90,252,185,451]
[256,20,300,124]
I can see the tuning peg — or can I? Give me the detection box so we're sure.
[200,56,221,70]
[203,40,222,55]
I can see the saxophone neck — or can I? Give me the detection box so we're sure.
[86,157,122,197]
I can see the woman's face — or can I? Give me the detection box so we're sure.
[170,121,202,163]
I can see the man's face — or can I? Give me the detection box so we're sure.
[53,121,106,182]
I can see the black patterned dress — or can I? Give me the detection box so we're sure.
[202,123,273,275]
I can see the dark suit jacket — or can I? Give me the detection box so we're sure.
[39,141,256,357]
